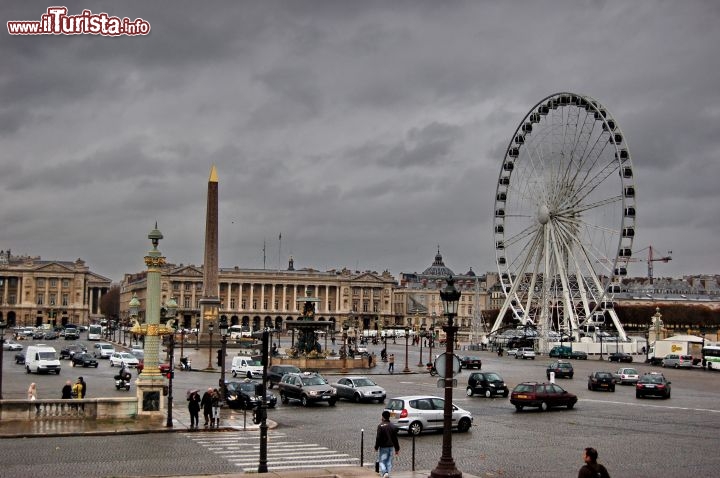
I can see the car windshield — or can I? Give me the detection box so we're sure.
[353,378,375,387]
[485,373,502,381]
[596,372,613,378]
[642,375,664,384]
[38,351,56,359]
[238,383,257,393]
[301,376,326,386]
[623,368,638,375]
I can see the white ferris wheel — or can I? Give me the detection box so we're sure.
[489,92,636,346]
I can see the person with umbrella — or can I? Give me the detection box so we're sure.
[187,389,201,429]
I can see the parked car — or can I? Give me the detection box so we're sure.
[267,365,301,389]
[636,372,671,399]
[278,371,337,407]
[613,367,640,385]
[661,354,693,369]
[608,352,633,363]
[110,352,140,368]
[546,360,574,379]
[43,331,59,340]
[333,376,386,403]
[63,328,80,340]
[510,382,577,411]
[516,348,536,360]
[588,371,616,392]
[59,344,87,360]
[384,395,473,436]
[505,348,519,357]
[3,340,23,351]
[225,379,277,409]
[32,330,46,340]
[570,350,588,360]
[71,353,99,368]
[549,346,572,358]
[466,371,509,398]
[460,356,483,369]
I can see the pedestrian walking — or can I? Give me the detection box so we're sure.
[210,388,221,428]
[374,410,400,478]
[200,387,213,428]
[61,380,73,399]
[27,382,37,401]
[388,354,395,374]
[187,390,201,429]
[578,447,610,478]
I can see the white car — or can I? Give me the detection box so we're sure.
[384,395,473,436]
[506,348,519,357]
[3,340,23,351]
[93,342,115,359]
[516,348,536,360]
[614,367,640,385]
[110,351,140,368]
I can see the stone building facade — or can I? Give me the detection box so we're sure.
[119,257,396,335]
[0,249,112,327]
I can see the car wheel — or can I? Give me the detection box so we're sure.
[26,366,30,374]
[71,361,76,367]
[610,386,615,392]
[546,374,551,380]
[485,389,492,398]
[232,371,237,378]
[408,421,423,436]
[674,364,679,369]
[457,417,471,433]
[503,390,509,398]
[94,364,98,368]
[588,384,592,391]
[665,391,671,399]
[466,387,474,397]
[515,355,519,359]
[247,372,253,379]
[567,402,575,409]
[329,399,337,407]
[636,392,642,399]
[353,393,361,403]
[569,374,574,379]
[515,405,523,411]
[539,401,548,412]
[301,395,309,407]
[280,392,289,404]
[110,362,114,367]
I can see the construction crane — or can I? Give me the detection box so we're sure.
[599,245,672,284]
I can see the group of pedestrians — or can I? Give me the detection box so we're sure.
[187,387,221,429]
[26,377,87,401]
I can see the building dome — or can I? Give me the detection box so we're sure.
[421,247,455,277]
[466,267,476,277]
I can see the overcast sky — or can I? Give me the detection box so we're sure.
[2,0,719,283]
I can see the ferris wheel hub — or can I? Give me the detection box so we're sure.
[537,205,550,225]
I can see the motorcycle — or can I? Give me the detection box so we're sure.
[427,363,438,376]
[180,356,192,371]
[114,367,132,391]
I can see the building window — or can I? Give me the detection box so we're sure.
[37,278,45,287]
[36,294,44,305]
[62,279,70,288]
[173,282,180,291]
[9,294,16,304]
[286,300,290,311]
[363,301,369,312]
[373,301,379,313]
[196,283,202,290]
[252,299,257,309]
[62,294,69,306]
[185,282,191,291]
[49,294,56,306]
[241,299,246,309]
[274,299,279,310]
[230,298,236,309]
[50,278,57,287]
[263,299,268,310]
[184,297,191,308]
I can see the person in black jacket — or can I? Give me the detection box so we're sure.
[578,447,610,478]
[200,387,213,428]
[187,390,201,429]
[374,410,400,478]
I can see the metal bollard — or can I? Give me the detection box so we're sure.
[411,432,416,471]
[360,429,364,467]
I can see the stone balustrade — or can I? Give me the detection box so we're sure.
[0,397,138,421]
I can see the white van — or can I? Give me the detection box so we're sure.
[229,325,252,340]
[25,344,61,374]
[231,356,263,378]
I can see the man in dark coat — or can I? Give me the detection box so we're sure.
[578,447,610,478]
[374,410,400,478]
[200,387,213,428]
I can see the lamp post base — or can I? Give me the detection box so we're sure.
[429,457,463,478]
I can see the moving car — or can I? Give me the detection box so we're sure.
[613,367,639,385]
[636,372,671,399]
[549,346,572,358]
[267,365,301,389]
[608,352,633,363]
[460,356,483,369]
[63,328,80,340]
[516,348,536,360]
[510,382,577,411]
[59,344,87,360]
[466,371,509,398]
[93,343,115,359]
[570,350,588,360]
[15,352,26,364]
[110,352,140,368]
[661,354,693,369]
[225,379,277,409]
[587,371,616,392]
[384,395,473,436]
[546,360,574,379]
[333,376,386,403]
[3,340,23,351]
[278,371,337,407]
[71,353,99,368]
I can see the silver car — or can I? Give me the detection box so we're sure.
[333,376,386,403]
[384,395,473,436]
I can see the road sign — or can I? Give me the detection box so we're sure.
[433,352,462,378]
[436,378,457,388]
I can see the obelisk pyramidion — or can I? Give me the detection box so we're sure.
[199,165,221,369]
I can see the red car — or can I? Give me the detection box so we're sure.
[135,360,171,374]
[510,381,577,411]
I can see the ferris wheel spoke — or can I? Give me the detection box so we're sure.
[556,195,622,217]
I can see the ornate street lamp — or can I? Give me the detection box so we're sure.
[207,321,215,370]
[195,318,200,350]
[403,325,411,373]
[428,323,435,366]
[163,297,178,428]
[219,316,229,401]
[342,323,350,373]
[0,320,6,399]
[430,276,462,478]
[418,326,426,367]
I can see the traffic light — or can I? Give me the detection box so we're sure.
[216,349,223,366]
[165,371,174,380]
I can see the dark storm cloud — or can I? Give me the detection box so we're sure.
[1,0,719,280]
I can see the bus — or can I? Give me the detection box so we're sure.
[87,324,103,341]
[702,343,720,370]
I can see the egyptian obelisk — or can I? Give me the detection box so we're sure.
[199,165,221,370]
